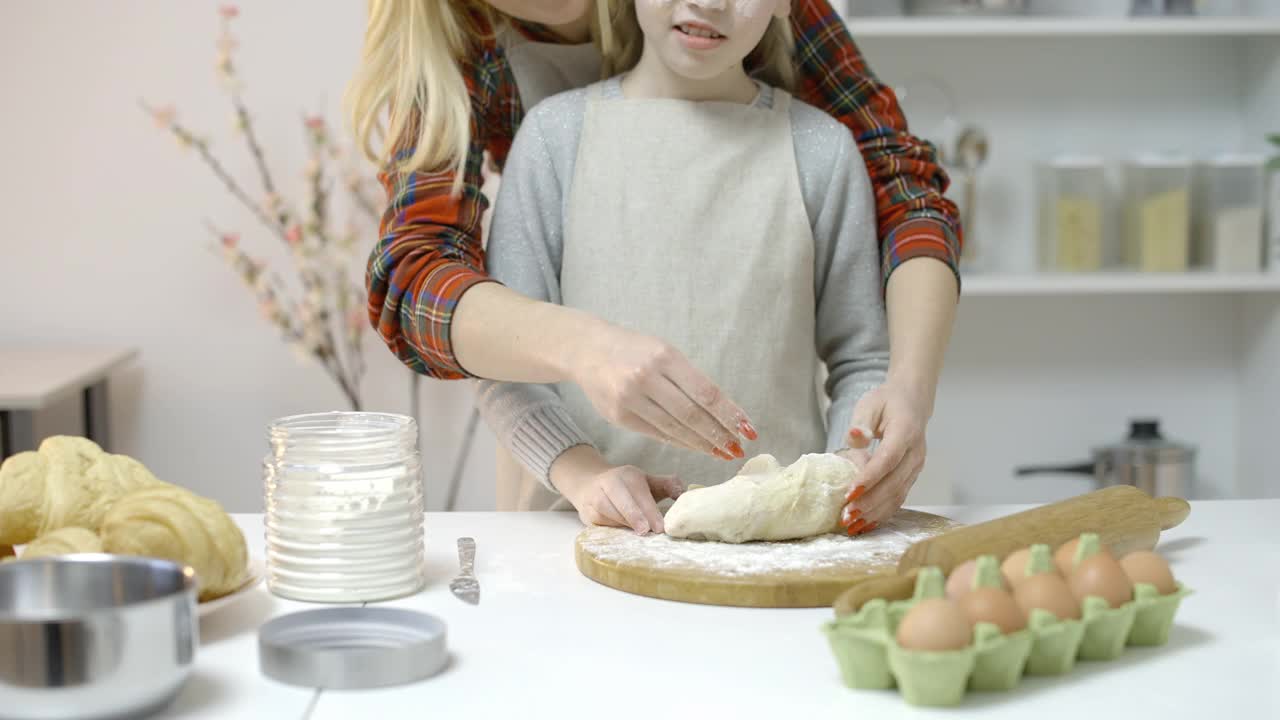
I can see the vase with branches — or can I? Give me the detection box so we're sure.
[141,4,380,410]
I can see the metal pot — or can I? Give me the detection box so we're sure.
[0,555,199,720]
[1016,419,1196,498]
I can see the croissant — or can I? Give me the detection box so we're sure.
[0,436,165,545]
[100,485,248,601]
[18,526,103,560]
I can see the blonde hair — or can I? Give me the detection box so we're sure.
[344,1,791,192]
[597,0,795,91]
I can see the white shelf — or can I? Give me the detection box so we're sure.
[846,17,1280,38]
[962,271,1280,296]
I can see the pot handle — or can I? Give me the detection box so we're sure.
[1014,462,1095,477]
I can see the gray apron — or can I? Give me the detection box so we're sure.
[496,79,827,511]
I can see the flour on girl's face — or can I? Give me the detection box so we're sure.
[640,0,778,19]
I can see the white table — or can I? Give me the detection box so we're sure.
[167,501,1280,720]
[0,347,137,460]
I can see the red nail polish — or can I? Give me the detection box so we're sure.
[846,518,867,536]
[840,507,862,528]
[739,419,758,441]
[844,485,867,503]
[712,448,733,461]
[728,441,744,459]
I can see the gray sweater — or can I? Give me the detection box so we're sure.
[477,77,889,493]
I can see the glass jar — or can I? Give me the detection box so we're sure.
[1036,156,1110,272]
[1193,154,1265,272]
[1122,155,1193,272]
[263,411,425,603]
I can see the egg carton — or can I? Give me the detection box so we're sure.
[820,534,1192,707]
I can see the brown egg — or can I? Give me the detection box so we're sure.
[1000,548,1035,588]
[958,587,1027,634]
[1120,551,1177,595]
[1014,572,1081,621]
[896,598,973,652]
[944,559,978,600]
[1054,537,1114,575]
[1069,553,1133,609]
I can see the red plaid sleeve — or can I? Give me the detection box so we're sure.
[787,0,964,289]
[365,26,520,380]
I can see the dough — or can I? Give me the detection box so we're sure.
[664,453,859,543]
[0,436,166,545]
[19,526,103,560]
[101,485,249,601]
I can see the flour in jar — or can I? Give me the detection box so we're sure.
[579,510,958,577]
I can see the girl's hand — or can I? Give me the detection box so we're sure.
[568,322,756,461]
[551,446,684,535]
[837,383,931,535]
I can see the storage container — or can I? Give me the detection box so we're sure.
[1194,154,1265,272]
[263,411,426,603]
[1037,156,1110,272]
[1122,155,1193,272]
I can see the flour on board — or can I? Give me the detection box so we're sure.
[578,511,957,577]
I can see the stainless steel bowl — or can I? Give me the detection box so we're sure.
[0,554,199,720]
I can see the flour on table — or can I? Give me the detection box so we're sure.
[579,510,957,578]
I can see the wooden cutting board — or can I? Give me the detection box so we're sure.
[574,509,961,609]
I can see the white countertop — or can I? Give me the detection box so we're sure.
[166,500,1280,720]
[0,347,137,408]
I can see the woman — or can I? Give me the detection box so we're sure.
[346,0,960,533]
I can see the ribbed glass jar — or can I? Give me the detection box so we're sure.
[263,412,425,603]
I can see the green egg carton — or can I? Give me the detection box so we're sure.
[823,533,1192,707]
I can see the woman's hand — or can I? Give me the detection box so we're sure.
[837,383,931,535]
[568,322,756,461]
[551,445,684,535]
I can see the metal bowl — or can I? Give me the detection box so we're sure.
[0,554,199,720]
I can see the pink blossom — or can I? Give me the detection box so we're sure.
[221,232,239,249]
[151,105,176,129]
[285,224,303,246]
[304,115,325,131]
[218,5,239,19]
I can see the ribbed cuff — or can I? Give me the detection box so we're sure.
[508,404,593,493]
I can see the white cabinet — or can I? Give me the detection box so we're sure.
[837,13,1280,503]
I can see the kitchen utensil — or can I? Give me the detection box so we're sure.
[1015,419,1196,498]
[833,485,1190,614]
[0,555,198,720]
[449,537,479,605]
[955,125,990,262]
[575,509,961,608]
[258,607,447,690]
[906,0,1027,14]
[263,411,426,604]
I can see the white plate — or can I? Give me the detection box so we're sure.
[198,555,266,618]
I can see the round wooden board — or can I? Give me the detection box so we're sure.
[574,509,961,608]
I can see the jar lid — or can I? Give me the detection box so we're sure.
[258,607,448,690]
[1092,419,1196,466]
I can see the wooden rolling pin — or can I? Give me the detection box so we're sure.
[833,485,1190,616]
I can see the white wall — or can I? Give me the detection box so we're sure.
[0,1,497,513]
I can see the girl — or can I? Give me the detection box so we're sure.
[476,0,890,536]
[346,0,960,534]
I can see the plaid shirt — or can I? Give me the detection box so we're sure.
[367,0,962,380]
